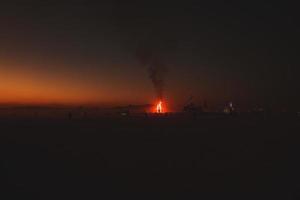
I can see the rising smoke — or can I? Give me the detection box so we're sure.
[136,47,167,100]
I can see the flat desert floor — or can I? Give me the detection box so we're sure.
[1,114,299,199]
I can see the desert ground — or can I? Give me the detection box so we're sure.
[1,112,299,199]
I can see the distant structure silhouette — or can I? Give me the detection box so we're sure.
[223,102,237,116]
[183,96,203,119]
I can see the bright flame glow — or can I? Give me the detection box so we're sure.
[156,101,163,113]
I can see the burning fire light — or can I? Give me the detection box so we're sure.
[151,100,167,114]
[156,100,164,113]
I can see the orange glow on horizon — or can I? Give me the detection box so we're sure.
[0,63,127,105]
[0,61,172,107]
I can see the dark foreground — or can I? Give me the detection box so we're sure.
[1,114,300,199]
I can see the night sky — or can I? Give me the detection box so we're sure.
[0,1,299,110]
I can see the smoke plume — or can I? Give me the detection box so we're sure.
[136,47,167,100]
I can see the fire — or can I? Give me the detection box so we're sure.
[157,101,162,113]
[156,100,164,113]
[151,100,167,114]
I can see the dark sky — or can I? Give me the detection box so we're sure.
[0,1,299,110]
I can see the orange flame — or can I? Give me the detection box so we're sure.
[156,101,163,113]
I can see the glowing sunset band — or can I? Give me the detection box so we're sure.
[0,66,117,105]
